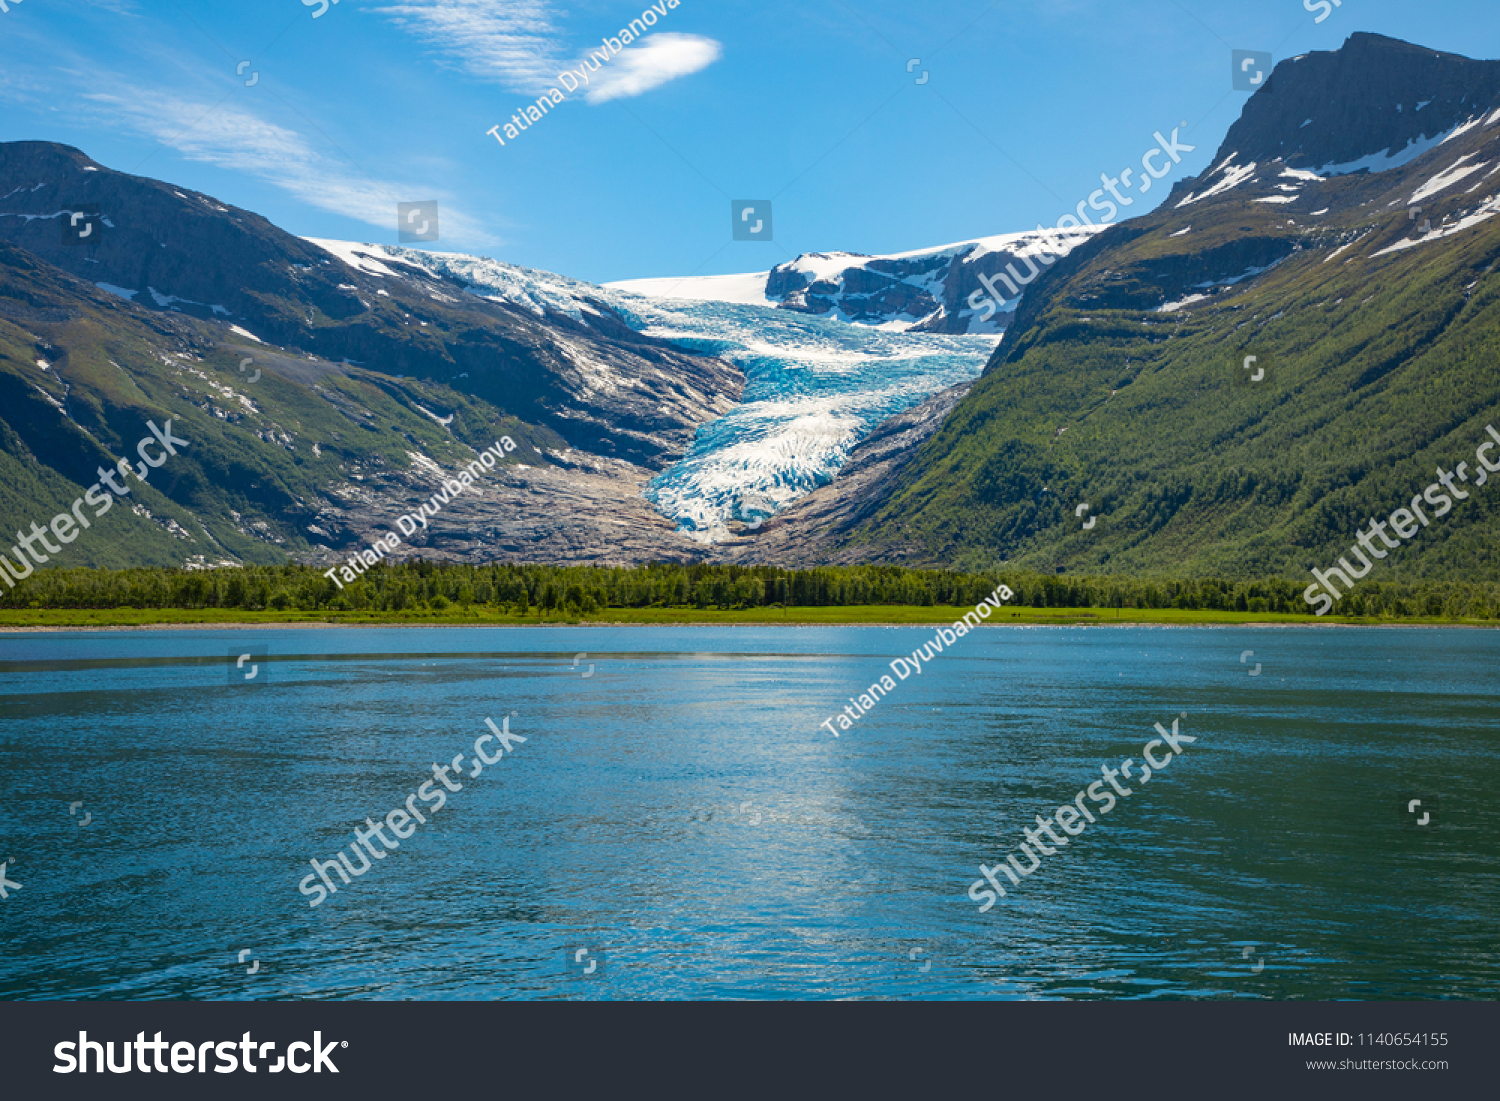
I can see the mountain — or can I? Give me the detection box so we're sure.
[609,228,1101,335]
[0,142,741,468]
[0,139,998,573]
[735,34,1500,587]
[8,31,1498,586]
[0,142,743,569]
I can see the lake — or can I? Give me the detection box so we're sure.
[0,624,1495,1000]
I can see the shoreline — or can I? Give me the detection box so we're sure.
[0,609,1494,633]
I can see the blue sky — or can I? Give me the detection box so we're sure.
[2,0,1498,284]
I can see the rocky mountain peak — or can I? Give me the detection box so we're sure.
[1214,33,1500,176]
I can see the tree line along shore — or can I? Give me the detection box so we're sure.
[1,562,1496,624]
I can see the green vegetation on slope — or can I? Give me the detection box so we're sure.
[822,118,1500,584]
[0,242,547,569]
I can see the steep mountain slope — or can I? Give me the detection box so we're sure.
[743,34,1500,584]
[0,143,743,572]
[610,228,1101,335]
[0,142,741,469]
[0,237,517,569]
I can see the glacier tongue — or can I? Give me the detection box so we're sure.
[303,238,997,543]
[605,292,996,542]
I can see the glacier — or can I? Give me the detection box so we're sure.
[305,239,999,543]
[606,292,997,541]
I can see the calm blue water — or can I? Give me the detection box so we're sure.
[0,624,1496,1001]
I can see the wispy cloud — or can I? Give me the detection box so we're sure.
[82,88,496,245]
[369,0,721,102]
[0,13,499,248]
[587,33,722,104]
[370,0,565,95]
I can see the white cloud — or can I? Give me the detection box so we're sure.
[586,34,722,105]
[368,1,721,103]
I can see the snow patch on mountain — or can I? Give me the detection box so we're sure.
[609,270,772,306]
[1177,158,1258,207]
[608,229,1104,335]
[1311,115,1485,177]
[305,238,403,279]
[1409,154,1490,204]
[1373,191,1500,255]
[305,238,614,326]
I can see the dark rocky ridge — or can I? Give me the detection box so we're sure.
[1226,33,1500,172]
[760,232,1101,334]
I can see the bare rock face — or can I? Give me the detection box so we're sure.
[306,449,714,567]
[764,234,1104,333]
[1223,33,1500,173]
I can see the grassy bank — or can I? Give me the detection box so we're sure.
[1,604,1493,630]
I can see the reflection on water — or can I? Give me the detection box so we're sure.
[0,624,1496,1000]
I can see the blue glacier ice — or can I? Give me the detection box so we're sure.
[603,291,996,541]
